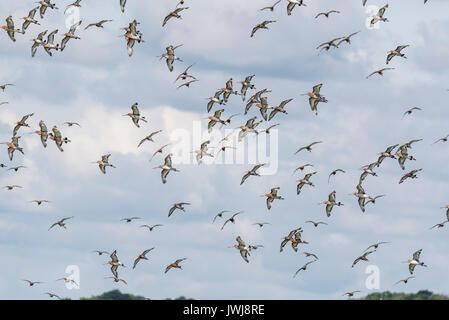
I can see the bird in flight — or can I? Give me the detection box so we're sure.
[48,217,74,231]
[221,211,243,230]
[394,276,415,285]
[133,248,155,269]
[121,217,142,223]
[402,107,422,118]
[295,141,323,155]
[140,224,163,232]
[240,163,265,185]
[293,261,316,278]
[168,202,191,217]
[315,10,340,19]
[163,7,189,27]
[165,258,187,273]
[250,21,276,38]
[366,68,395,79]
[260,0,281,12]
[84,20,113,30]
[387,45,409,64]
[29,200,50,206]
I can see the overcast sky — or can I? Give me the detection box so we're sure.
[1,0,449,300]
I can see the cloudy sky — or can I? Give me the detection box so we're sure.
[1,0,449,300]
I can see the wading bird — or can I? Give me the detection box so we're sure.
[1,136,24,161]
[370,4,389,27]
[240,163,265,185]
[366,67,395,79]
[168,202,191,217]
[3,185,23,191]
[296,172,317,195]
[123,20,143,57]
[93,154,116,174]
[64,0,82,14]
[133,248,155,269]
[0,83,14,91]
[336,31,360,47]
[292,164,314,175]
[165,258,187,273]
[221,211,243,230]
[37,0,58,19]
[287,0,307,16]
[399,169,423,184]
[352,250,375,268]
[319,191,343,217]
[30,200,50,206]
[394,276,415,285]
[8,166,26,172]
[376,144,398,167]
[366,195,385,205]
[121,217,141,223]
[364,242,389,252]
[343,291,361,298]
[269,98,293,121]
[253,222,271,228]
[84,20,113,30]
[13,113,34,136]
[387,45,409,64]
[140,224,163,232]
[301,84,328,115]
[352,184,370,213]
[212,210,229,223]
[260,0,281,12]
[48,216,74,231]
[60,20,82,51]
[239,75,256,101]
[49,126,70,152]
[261,187,284,210]
[92,250,109,256]
[304,252,319,260]
[250,20,276,38]
[402,107,421,118]
[430,221,448,230]
[21,7,40,33]
[2,16,24,42]
[404,249,427,275]
[138,130,162,147]
[120,0,127,13]
[154,153,180,184]
[107,250,125,278]
[315,10,340,19]
[295,141,323,155]
[150,144,171,161]
[163,7,189,27]
[45,292,61,299]
[293,261,315,278]
[231,236,251,263]
[123,103,147,128]
[433,134,449,144]
[159,45,183,72]
[31,30,47,57]
[175,64,196,83]
[23,279,43,287]
[105,276,127,285]
[328,169,345,182]
[42,29,60,56]
[280,228,306,253]
[306,221,328,228]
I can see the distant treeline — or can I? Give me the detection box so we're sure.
[74,289,449,300]
[361,290,449,300]
[79,289,193,300]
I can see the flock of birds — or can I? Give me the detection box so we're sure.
[0,0,446,300]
